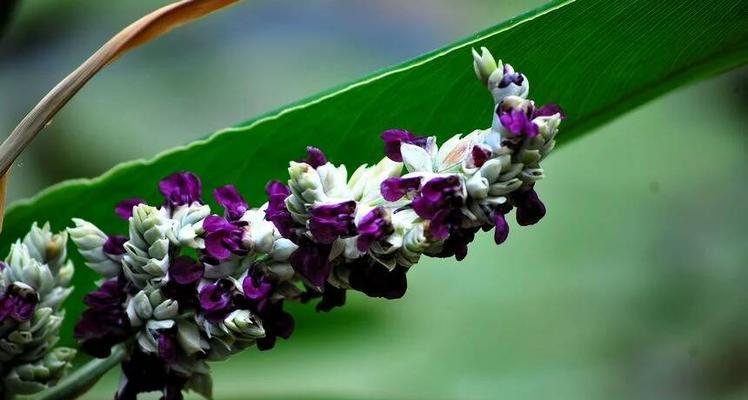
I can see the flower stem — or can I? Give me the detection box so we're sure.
[36,345,126,400]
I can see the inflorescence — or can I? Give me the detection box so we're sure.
[55,47,563,400]
[0,224,76,398]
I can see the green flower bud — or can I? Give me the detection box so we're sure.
[472,46,499,85]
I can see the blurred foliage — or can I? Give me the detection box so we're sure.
[0,1,745,399]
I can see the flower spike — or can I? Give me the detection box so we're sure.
[68,47,563,400]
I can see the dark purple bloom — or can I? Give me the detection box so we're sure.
[316,283,347,312]
[0,284,39,322]
[265,180,296,239]
[471,145,492,168]
[356,207,393,252]
[513,188,546,226]
[159,172,202,208]
[242,276,272,300]
[499,63,524,88]
[116,348,187,400]
[199,280,234,322]
[288,238,333,288]
[203,215,247,261]
[158,331,178,365]
[499,109,539,138]
[214,185,249,221]
[242,274,273,311]
[308,201,357,244]
[115,198,145,220]
[494,212,510,244]
[348,259,408,300]
[381,129,430,162]
[256,301,294,351]
[75,278,131,358]
[103,235,128,256]
[169,256,204,285]
[0,261,6,271]
[432,226,479,261]
[412,176,464,220]
[380,176,421,201]
[303,146,328,168]
[535,103,566,119]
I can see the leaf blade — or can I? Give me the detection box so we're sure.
[2,0,747,348]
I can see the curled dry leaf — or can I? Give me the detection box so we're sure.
[0,0,241,232]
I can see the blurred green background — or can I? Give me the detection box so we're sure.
[1,1,747,399]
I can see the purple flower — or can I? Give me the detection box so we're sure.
[199,280,234,322]
[256,301,294,351]
[380,176,421,201]
[242,275,272,301]
[0,284,39,322]
[242,274,273,311]
[75,278,131,358]
[308,201,357,244]
[381,129,430,162]
[412,176,463,219]
[158,331,178,365]
[214,185,249,221]
[356,207,393,251]
[494,212,510,244]
[499,63,524,88]
[203,215,248,261]
[303,146,328,168]
[159,172,202,208]
[288,238,333,288]
[169,256,204,285]
[265,180,296,239]
[535,103,566,119]
[300,282,346,312]
[433,226,479,261]
[115,198,145,220]
[471,145,492,168]
[499,109,539,138]
[513,188,546,226]
[411,176,465,240]
[103,235,128,256]
[0,261,5,271]
[316,283,347,312]
[348,259,408,300]
[116,348,187,400]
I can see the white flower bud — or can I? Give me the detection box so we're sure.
[123,205,172,288]
[270,238,297,262]
[152,299,179,321]
[23,222,67,273]
[68,219,121,278]
[466,174,489,199]
[169,203,210,248]
[348,157,402,203]
[126,291,153,326]
[400,142,434,173]
[240,209,277,254]
[222,310,264,340]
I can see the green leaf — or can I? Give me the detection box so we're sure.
[1,0,746,349]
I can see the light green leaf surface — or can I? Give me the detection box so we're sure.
[3,0,747,357]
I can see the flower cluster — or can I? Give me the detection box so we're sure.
[68,47,563,400]
[0,223,76,397]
